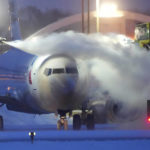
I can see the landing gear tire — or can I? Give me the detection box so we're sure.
[86,114,95,130]
[73,114,81,130]
[0,116,3,130]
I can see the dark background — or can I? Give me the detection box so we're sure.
[0,0,150,39]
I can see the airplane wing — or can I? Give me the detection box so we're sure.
[0,95,18,105]
[0,95,38,114]
[0,72,44,114]
[0,73,37,114]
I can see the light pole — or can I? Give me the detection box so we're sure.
[96,0,100,32]
[87,0,90,34]
[82,0,85,33]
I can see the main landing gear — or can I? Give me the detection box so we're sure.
[72,100,95,130]
[72,110,95,130]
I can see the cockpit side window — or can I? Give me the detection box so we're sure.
[66,68,78,74]
[44,68,52,76]
[53,68,65,74]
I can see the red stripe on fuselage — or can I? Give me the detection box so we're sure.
[29,70,32,84]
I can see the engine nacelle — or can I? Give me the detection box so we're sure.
[91,100,143,123]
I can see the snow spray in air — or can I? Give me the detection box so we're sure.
[5,31,150,123]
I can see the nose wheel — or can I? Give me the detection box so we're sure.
[57,110,70,130]
[57,116,68,130]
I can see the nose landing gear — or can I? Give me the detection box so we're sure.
[57,110,70,130]
[57,116,68,130]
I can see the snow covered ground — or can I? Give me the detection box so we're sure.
[0,106,150,150]
[0,140,149,150]
[0,130,150,150]
[0,97,150,150]
[0,100,150,150]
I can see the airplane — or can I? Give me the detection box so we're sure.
[0,0,139,130]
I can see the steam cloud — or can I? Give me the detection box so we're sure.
[5,31,150,123]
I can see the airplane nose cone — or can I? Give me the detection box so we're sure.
[63,77,77,94]
[49,75,78,97]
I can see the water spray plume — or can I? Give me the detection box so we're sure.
[5,31,150,122]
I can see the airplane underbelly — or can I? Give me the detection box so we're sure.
[38,89,76,112]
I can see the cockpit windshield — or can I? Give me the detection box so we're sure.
[66,68,78,74]
[53,68,65,74]
[44,67,78,76]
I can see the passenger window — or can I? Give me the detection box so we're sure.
[44,68,52,76]
[66,68,78,74]
[53,68,64,74]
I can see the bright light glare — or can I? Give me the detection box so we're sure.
[147,117,150,123]
[97,3,123,18]
[7,87,11,91]
[29,132,36,136]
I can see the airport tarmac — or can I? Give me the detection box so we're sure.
[0,126,150,150]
